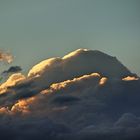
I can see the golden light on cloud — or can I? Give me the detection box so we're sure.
[11,97,36,114]
[51,73,100,90]
[0,97,36,116]
[28,57,61,77]
[99,77,108,85]
[122,76,139,81]
[41,73,101,95]
[0,73,26,94]
[0,107,10,114]
[62,48,89,59]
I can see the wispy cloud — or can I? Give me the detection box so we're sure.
[0,50,13,64]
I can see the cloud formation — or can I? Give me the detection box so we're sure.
[2,66,22,76]
[0,73,26,94]
[0,76,140,140]
[0,49,140,140]
[0,50,13,64]
[27,49,135,90]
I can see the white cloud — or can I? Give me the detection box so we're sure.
[27,49,134,90]
[0,73,26,94]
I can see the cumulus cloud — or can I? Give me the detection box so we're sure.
[0,72,103,114]
[0,50,13,64]
[0,73,26,94]
[41,73,101,94]
[0,77,140,140]
[27,49,135,90]
[0,49,139,140]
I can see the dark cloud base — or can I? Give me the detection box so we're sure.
[2,66,22,75]
[0,79,140,140]
[0,49,140,140]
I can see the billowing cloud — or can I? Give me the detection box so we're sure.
[0,76,140,140]
[0,49,139,140]
[42,73,101,94]
[0,50,13,63]
[27,49,135,90]
[0,73,26,94]
[0,72,103,114]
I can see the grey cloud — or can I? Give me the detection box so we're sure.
[2,85,139,140]
[0,115,71,140]
[114,113,140,128]
[2,66,22,75]
[51,95,80,106]
[0,49,139,140]
[76,113,140,140]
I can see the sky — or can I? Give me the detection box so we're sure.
[0,0,140,75]
[0,1,140,139]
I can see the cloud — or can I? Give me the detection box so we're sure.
[0,77,140,140]
[99,77,108,85]
[114,113,140,127]
[122,76,139,81]
[0,50,13,64]
[27,49,134,90]
[0,73,26,94]
[0,72,103,114]
[41,73,101,94]
[0,115,71,140]
[2,66,22,75]
[10,97,36,114]
[0,49,140,140]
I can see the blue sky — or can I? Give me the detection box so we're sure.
[0,0,140,75]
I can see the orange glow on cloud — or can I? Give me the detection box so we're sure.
[99,77,108,85]
[0,73,26,94]
[28,57,61,77]
[0,97,36,115]
[50,73,100,90]
[0,107,10,114]
[62,49,89,59]
[41,73,101,94]
[122,76,139,81]
[11,97,36,114]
